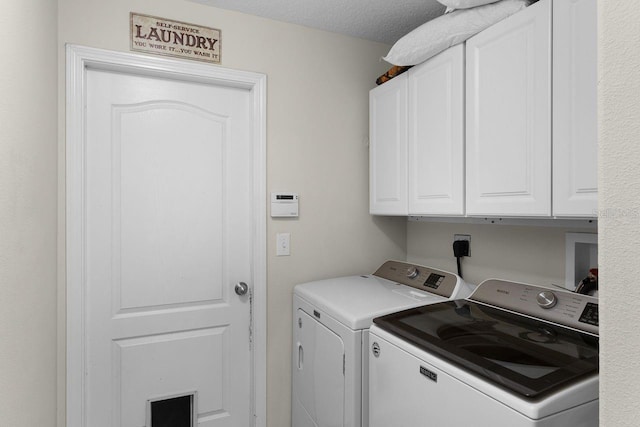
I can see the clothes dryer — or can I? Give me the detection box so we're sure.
[292,260,472,427]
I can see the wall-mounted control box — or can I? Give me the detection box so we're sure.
[271,192,299,218]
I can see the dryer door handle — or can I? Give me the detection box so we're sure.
[297,342,304,370]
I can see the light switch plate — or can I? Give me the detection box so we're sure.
[277,233,290,256]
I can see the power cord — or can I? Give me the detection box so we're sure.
[452,240,470,279]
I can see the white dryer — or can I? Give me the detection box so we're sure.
[369,279,599,427]
[291,260,472,427]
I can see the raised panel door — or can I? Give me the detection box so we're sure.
[408,44,465,215]
[369,74,408,215]
[83,68,252,427]
[553,0,598,217]
[466,0,552,216]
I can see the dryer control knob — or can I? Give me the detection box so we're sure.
[406,266,420,279]
[536,291,557,309]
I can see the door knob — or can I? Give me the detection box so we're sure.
[235,282,249,296]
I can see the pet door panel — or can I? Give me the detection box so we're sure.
[147,392,196,427]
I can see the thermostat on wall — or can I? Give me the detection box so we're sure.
[271,192,299,218]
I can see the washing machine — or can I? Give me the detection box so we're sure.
[291,260,472,427]
[369,278,599,427]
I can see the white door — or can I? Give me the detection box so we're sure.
[67,47,265,427]
[408,44,465,216]
[369,73,408,215]
[292,309,345,427]
[552,0,598,217]
[465,0,552,217]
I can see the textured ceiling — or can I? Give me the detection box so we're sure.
[189,0,446,44]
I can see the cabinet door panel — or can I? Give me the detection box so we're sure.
[466,0,551,216]
[553,0,598,217]
[408,44,465,216]
[369,74,408,215]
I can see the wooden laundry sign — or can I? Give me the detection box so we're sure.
[130,13,221,64]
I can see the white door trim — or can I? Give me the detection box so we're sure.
[65,44,267,427]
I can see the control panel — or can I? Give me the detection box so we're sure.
[373,260,461,299]
[271,192,299,217]
[470,279,599,335]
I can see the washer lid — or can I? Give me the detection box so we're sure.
[294,275,446,330]
[373,299,599,399]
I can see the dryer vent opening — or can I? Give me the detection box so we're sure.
[148,392,196,427]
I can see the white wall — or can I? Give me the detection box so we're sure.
[407,221,596,287]
[0,0,58,426]
[57,1,406,426]
[599,1,640,425]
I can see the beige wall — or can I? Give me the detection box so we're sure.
[599,1,640,426]
[57,0,406,426]
[0,0,58,426]
[407,221,596,287]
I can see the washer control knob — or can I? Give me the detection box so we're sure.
[406,266,420,279]
[536,291,558,309]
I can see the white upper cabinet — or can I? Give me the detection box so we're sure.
[552,0,598,217]
[369,73,408,215]
[369,0,597,219]
[408,44,465,215]
[466,0,552,216]
[370,46,464,216]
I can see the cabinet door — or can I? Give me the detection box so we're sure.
[369,74,408,215]
[408,44,465,215]
[466,0,552,216]
[553,0,598,217]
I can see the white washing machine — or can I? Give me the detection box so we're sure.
[369,279,599,427]
[291,260,472,427]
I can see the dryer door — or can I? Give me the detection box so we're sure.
[293,309,345,427]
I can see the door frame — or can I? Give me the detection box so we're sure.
[65,44,267,427]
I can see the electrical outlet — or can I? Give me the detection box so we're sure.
[454,234,471,257]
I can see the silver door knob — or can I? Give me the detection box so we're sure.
[235,282,249,296]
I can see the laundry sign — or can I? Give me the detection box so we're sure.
[130,13,221,64]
